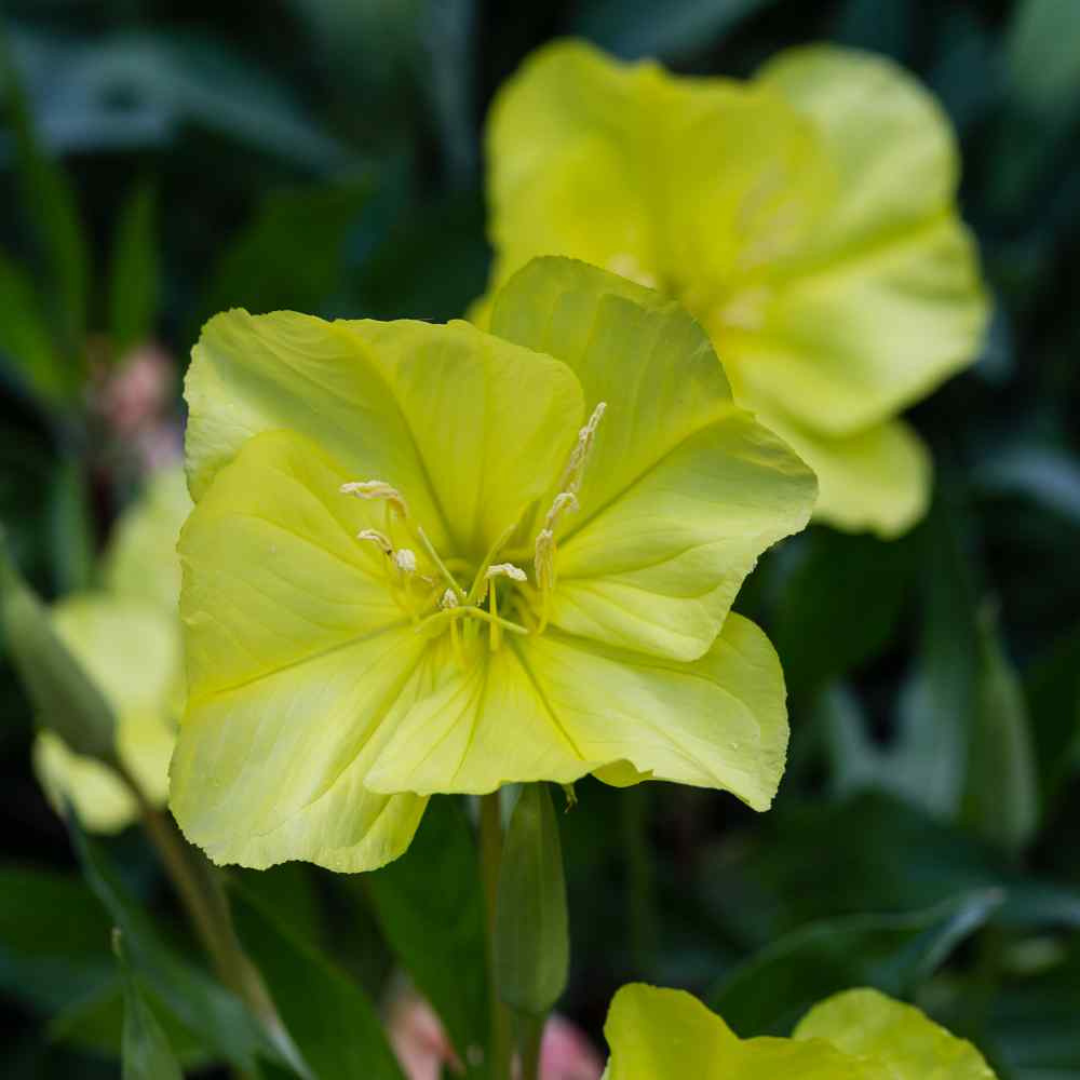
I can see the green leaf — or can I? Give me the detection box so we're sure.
[495,784,569,1016]
[0,538,116,762]
[960,607,1040,855]
[773,527,915,697]
[113,930,183,1080]
[108,183,160,359]
[70,821,274,1074]
[0,250,70,404]
[365,796,487,1063]
[0,866,114,1014]
[0,36,90,360]
[231,884,403,1080]
[49,982,212,1070]
[1006,0,1080,120]
[571,0,782,60]
[708,891,1002,1036]
[194,180,369,340]
[1025,625,1080,814]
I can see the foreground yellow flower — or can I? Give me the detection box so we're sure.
[172,257,816,871]
[33,468,190,832]
[604,984,997,1079]
[480,41,989,537]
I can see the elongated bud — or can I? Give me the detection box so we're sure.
[0,536,117,765]
[495,783,569,1016]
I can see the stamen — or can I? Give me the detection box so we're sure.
[486,563,527,582]
[394,549,418,574]
[417,526,466,601]
[542,491,579,533]
[340,480,409,518]
[440,588,459,609]
[534,528,555,633]
[356,528,393,554]
[557,401,607,497]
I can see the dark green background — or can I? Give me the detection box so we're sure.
[1,1,1078,1076]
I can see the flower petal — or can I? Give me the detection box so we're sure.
[104,466,191,613]
[486,40,659,292]
[603,984,739,1079]
[492,258,815,660]
[173,428,430,870]
[603,985,881,1080]
[758,410,931,539]
[187,310,583,560]
[366,612,787,811]
[732,46,988,436]
[33,732,137,834]
[794,988,998,1079]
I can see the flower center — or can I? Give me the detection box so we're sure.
[339,402,606,664]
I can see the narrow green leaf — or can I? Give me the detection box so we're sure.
[114,930,183,1080]
[231,884,403,1080]
[108,184,160,360]
[0,36,90,360]
[365,796,487,1063]
[0,250,69,404]
[495,784,569,1016]
[0,536,116,762]
[961,607,1040,855]
[195,180,369,339]
[774,527,915,697]
[1026,625,1080,813]
[0,866,114,1014]
[48,454,96,595]
[571,0,782,60]
[1006,0,1080,119]
[70,821,274,1074]
[708,891,1002,1036]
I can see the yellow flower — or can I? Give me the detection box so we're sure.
[171,257,815,872]
[32,468,190,833]
[480,40,989,537]
[603,984,997,1079]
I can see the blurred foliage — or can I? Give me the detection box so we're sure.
[0,1,1077,1077]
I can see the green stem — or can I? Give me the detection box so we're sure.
[480,792,514,1080]
[517,1011,545,1080]
[622,784,657,974]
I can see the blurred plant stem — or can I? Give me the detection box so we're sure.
[480,791,514,1080]
[119,769,304,1074]
[517,1011,544,1080]
[622,784,657,974]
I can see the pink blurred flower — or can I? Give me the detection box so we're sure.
[388,991,603,1080]
[96,344,176,440]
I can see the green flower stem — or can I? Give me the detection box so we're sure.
[622,784,657,973]
[480,791,514,1080]
[127,780,304,1073]
[517,1011,545,1080]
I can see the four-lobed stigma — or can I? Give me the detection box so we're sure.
[339,401,608,663]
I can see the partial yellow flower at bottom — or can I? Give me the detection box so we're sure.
[171,257,816,872]
[603,984,996,1079]
[480,40,989,537]
[32,468,190,832]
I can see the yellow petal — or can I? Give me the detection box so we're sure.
[32,731,137,834]
[492,257,815,660]
[794,988,998,1079]
[603,984,881,1080]
[173,428,431,870]
[486,40,659,292]
[104,466,192,613]
[45,597,180,816]
[187,310,582,562]
[759,408,931,539]
[730,46,989,436]
[366,612,787,810]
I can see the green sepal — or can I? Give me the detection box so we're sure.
[495,783,569,1016]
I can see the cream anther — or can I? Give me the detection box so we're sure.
[394,549,418,573]
[486,562,527,582]
[558,402,607,496]
[340,480,409,516]
[440,588,459,609]
[356,528,393,554]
